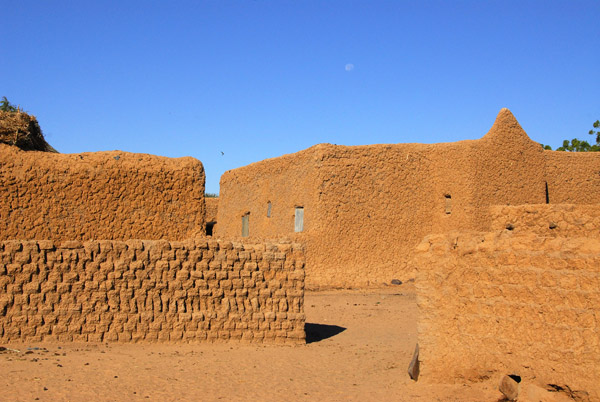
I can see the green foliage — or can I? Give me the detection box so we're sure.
[0,96,18,112]
[556,138,599,152]
[205,193,219,198]
[553,119,600,152]
[540,143,553,150]
[589,119,600,144]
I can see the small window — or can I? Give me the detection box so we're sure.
[267,202,272,217]
[294,207,304,232]
[241,213,249,237]
[444,194,452,215]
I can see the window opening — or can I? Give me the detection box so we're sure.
[206,221,216,236]
[294,207,304,232]
[241,213,249,237]
[444,194,452,215]
[545,182,550,204]
[267,202,272,217]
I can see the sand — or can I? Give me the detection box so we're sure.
[0,284,502,401]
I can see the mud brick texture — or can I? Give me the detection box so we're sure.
[0,144,205,241]
[414,229,600,399]
[0,239,305,344]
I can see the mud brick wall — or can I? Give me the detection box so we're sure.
[0,144,205,241]
[414,231,600,399]
[0,239,305,344]
[491,204,600,238]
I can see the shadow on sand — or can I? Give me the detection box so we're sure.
[305,323,347,344]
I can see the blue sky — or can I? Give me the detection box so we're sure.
[2,1,599,193]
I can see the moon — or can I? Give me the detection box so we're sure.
[345,63,354,72]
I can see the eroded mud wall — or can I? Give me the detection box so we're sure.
[0,144,205,240]
[414,208,600,398]
[0,239,305,344]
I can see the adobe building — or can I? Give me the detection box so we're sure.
[216,109,600,288]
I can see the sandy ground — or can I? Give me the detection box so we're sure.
[1,284,504,401]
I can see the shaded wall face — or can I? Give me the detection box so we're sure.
[205,197,219,235]
[545,151,600,204]
[414,224,600,399]
[216,149,318,240]
[0,239,305,344]
[0,145,205,241]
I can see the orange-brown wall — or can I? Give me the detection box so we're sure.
[545,150,600,204]
[205,198,219,223]
[216,146,320,240]
[218,109,572,288]
[0,144,206,241]
[414,209,600,398]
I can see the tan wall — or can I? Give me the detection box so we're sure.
[205,198,219,223]
[491,204,600,237]
[216,147,319,240]
[414,228,600,398]
[0,239,305,344]
[545,150,600,204]
[0,144,205,241]
[218,109,555,288]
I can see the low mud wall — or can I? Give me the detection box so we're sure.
[0,239,305,344]
[414,231,600,399]
[0,144,205,241]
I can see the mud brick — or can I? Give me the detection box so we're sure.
[88,333,104,342]
[28,293,43,305]
[116,331,131,342]
[272,288,286,298]
[208,261,221,270]
[163,249,176,261]
[4,241,23,253]
[38,240,55,250]
[195,329,208,341]
[244,262,258,271]
[22,281,40,294]
[287,289,303,297]
[190,270,203,280]
[57,333,74,342]
[6,263,22,275]
[259,288,272,297]
[124,320,137,332]
[196,260,208,272]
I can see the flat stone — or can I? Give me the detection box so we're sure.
[499,374,521,400]
[408,343,419,381]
